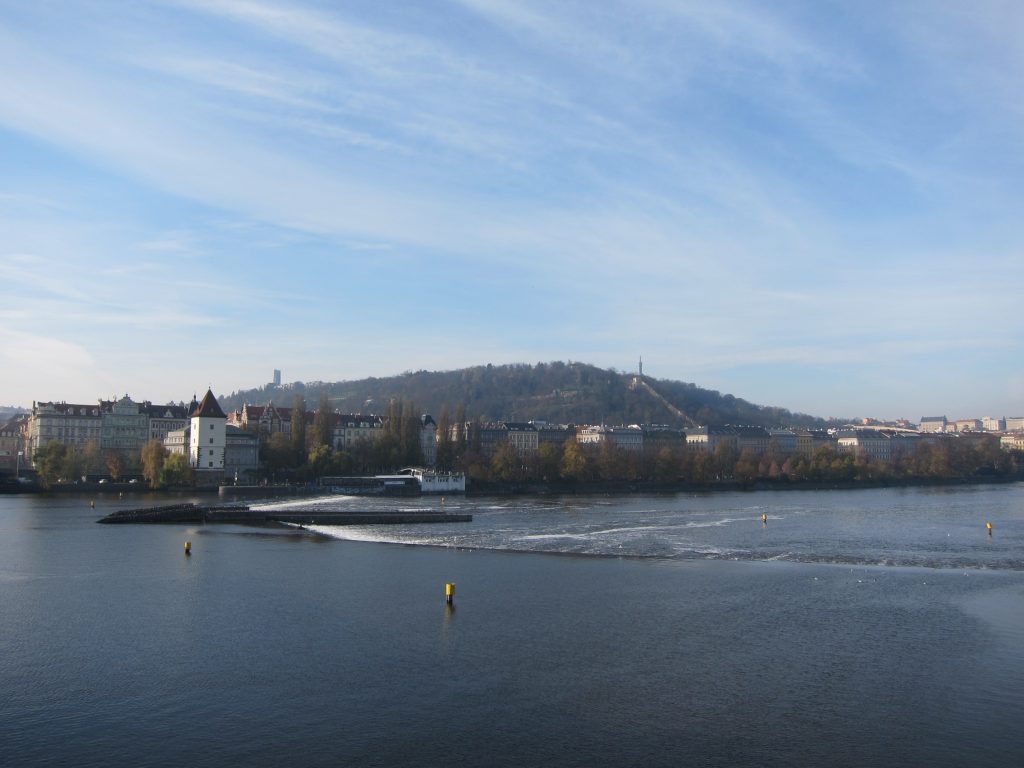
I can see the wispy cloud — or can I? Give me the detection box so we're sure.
[0,0,1020,415]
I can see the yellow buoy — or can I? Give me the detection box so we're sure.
[761,513,768,525]
[987,522,993,535]
[184,541,192,555]
[445,582,455,604]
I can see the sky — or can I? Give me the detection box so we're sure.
[1,0,1022,421]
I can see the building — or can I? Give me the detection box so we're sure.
[1001,433,1024,451]
[476,422,508,457]
[330,414,384,451]
[502,422,540,454]
[419,415,438,467]
[188,389,226,483]
[144,403,190,443]
[231,402,293,439]
[768,429,797,455]
[981,417,1006,432]
[793,429,835,458]
[533,422,577,448]
[225,425,259,480]
[0,415,28,475]
[578,425,645,452]
[733,426,771,456]
[101,396,150,456]
[951,419,982,433]
[836,429,893,462]
[684,426,738,454]
[919,416,948,433]
[1006,417,1024,431]
[28,401,102,460]
[26,395,193,467]
[641,425,686,452]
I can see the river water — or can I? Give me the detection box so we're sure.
[2,484,1023,767]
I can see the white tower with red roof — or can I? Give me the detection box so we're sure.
[189,388,226,473]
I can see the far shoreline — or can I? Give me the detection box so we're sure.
[4,474,1021,498]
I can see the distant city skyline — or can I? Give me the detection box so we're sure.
[1,1,1021,420]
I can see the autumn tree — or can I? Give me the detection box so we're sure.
[534,442,563,482]
[105,450,126,481]
[490,442,522,482]
[313,392,333,449]
[733,448,759,484]
[140,439,167,488]
[560,440,589,481]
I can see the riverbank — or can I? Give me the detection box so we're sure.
[6,472,1021,498]
[466,473,1024,496]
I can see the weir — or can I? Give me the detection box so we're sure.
[97,503,472,526]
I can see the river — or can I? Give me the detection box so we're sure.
[2,484,1023,766]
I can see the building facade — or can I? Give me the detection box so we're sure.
[0,415,28,475]
[189,389,226,482]
[919,416,948,433]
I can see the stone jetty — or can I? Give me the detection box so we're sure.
[97,503,471,526]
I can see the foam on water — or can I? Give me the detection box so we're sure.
[269,485,1024,569]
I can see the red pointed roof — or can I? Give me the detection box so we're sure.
[192,389,226,419]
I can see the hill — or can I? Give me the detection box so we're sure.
[0,406,26,421]
[219,362,833,429]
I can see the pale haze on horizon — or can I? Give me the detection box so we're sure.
[1,0,1021,422]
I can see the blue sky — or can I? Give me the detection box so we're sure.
[1,0,1021,421]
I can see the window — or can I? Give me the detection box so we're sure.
[209,424,214,430]
[209,438,214,444]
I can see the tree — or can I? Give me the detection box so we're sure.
[654,447,678,483]
[62,446,85,483]
[307,442,332,479]
[436,406,453,471]
[140,439,167,489]
[81,439,102,478]
[33,442,68,489]
[313,392,332,449]
[454,404,467,456]
[491,442,521,482]
[713,441,737,480]
[560,440,589,481]
[292,394,307,461]
[535,442,563,481]
[105,450,126,481]
[690,450,715,484]
[262,432,295,478]
[163,453,193,487]
[733,448,759,484]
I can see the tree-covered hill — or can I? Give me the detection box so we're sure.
[219,361,833,429]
